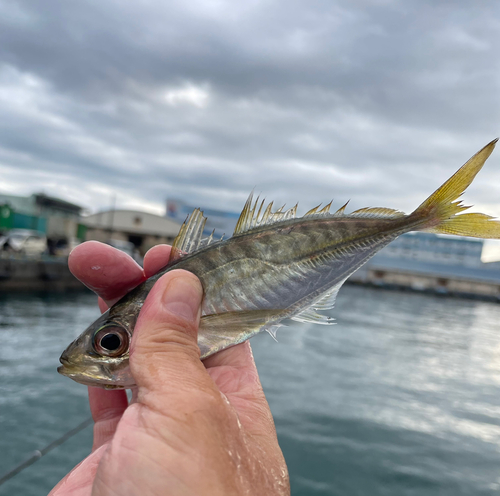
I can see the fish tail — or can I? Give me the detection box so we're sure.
[410,139,500,239]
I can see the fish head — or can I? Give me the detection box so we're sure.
[58,310,136,389]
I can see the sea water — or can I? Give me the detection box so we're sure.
[1,286,500,496]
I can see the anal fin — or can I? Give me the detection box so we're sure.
[290,278,346,325]
[265,325,282,342]
[291,309,335,325]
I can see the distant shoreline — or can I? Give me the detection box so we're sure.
[1,255,499,303]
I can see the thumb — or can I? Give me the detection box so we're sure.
[130,269,210,398]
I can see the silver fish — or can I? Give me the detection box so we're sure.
[59,140,500,388]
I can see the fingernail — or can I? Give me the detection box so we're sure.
[162,276,202,321]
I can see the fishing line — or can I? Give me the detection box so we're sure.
[0,416,93,487]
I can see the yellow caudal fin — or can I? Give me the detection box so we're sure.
[411,139,500,239]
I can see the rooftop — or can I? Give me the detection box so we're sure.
[34,193,83,214]
[83,209,182,237]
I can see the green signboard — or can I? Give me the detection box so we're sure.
[76,223,87,241]
[0,204,46,233]
[0,204,13,230]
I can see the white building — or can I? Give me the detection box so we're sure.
[83,210,182,255]
[382,232,484,268]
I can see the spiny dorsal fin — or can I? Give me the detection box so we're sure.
[318,201,333,215]
[198,229,215,249]
[233,193,253,235]
[304,201,336,218]
[304,204,322,216]
[333,200,350,216]
[233,193,298,235]
[168,208,207,263]
[349,207,406,219]
[283,203,298,220]
[261,201,274,224]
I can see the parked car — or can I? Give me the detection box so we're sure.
[0,229,47,255]
[50,237,81,256]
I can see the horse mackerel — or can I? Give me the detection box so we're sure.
[58,140,500,389]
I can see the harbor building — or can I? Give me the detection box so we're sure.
[352,232,500,299]
[0,192,85,251]
[165,200,500,300]
[2,192,499,299]
[380,232,483,267]
[82,209,182,256]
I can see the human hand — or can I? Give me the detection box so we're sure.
[49,241,290,496]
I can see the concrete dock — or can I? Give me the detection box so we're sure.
[0,256,85,292]
[2,245,500,302]
[349,255,500,301]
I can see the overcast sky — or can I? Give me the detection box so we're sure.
[0,1,499,229]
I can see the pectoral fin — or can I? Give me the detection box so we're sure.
[198,309,281,358]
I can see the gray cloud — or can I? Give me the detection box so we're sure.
[0,0,498,219]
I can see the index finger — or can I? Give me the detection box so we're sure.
[69,241,145,304]
[69,241,174,306]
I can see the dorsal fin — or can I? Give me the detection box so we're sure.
[233,193,298,235]
[349,207,406,219]
[168,209,208,263]
[283,203,298,220]
[304,204,322,217]
[318,201,333,215]
[261,201,274,224]
[198,229,215,249]
[233,194,253,235]
[304,201,336,218]
[333,200,350,216]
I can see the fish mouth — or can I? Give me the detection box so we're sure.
[58,356,108,384]
[57,362,84,379]
[58,354,78,377]
[57,363,81,378]
[57,355,74,376]
[57,363,123,388]
[57,364,67,375]
[57,356,132,389]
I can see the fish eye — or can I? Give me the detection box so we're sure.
[93,324,129,357]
